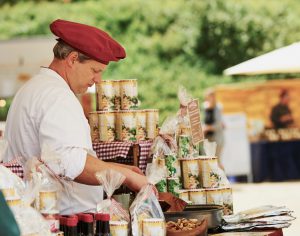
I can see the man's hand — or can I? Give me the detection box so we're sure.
[280,114,293,122]
[75,155,148,192]
[129,166,145,175]
[124,170,148,192]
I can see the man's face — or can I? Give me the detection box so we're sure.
[207,93,216,106]
[68,58,107,94]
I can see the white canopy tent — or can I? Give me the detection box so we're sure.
[224,42,300,76]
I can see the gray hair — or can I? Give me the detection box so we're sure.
[53,40,90,62]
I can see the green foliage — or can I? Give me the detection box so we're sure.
[194,0,300,73]
[0,98,12,121]
[1,0,300,123]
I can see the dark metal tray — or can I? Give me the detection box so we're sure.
[164,204,223,230]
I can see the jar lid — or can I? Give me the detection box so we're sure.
[98,80,114,83]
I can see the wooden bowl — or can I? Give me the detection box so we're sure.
[166,219,208,236]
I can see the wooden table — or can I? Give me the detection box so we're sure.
[210,229,283,236]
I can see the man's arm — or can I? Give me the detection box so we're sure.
[74,154,148,192]
[110,162,145,175]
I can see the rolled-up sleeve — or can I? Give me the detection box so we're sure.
[53,146,87,180]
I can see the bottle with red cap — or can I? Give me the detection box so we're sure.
[94,213,110,236]
[81,214,94,236]
[66,216,78,236]
[77,213,85,236]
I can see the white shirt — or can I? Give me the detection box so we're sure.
[4,67,102,214]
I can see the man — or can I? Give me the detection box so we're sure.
[270,89,294,129]
[202,89,225,159]
[4,19,148,214]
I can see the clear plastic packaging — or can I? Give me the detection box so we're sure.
[178,86,193,108]
[130,163,166,236]
[0,139,25,200]
[13,158,52,235]
[96,169,130,223]
[151,116,179,157]
[23,150,61,214]
[14,205,52,236]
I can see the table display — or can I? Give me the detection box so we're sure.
[251,140,300,182]
[92,140,152,173]
[0,87,296,236]
[152,88,233,217]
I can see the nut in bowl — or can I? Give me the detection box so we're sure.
[166,218,208,236]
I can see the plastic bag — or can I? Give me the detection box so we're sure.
[178,86,193,108]
[13,169,51,236]
[130,163,166,236]
[96,169,130,222]
[23,145,63,213]
[151,116,179,157]
[14,205,51,236]
[0,139,25,200]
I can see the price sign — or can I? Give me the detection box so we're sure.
[187,99,203,145]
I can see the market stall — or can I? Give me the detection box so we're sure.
[215,80,300,182]
[0,85,295,235]
[251,139,300,182]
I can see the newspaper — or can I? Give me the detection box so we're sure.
[222,205,295,231]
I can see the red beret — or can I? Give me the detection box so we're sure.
[50,19,126,65]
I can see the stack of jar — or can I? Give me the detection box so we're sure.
[156,133,233,215]
[155,154,182,198]
[89,79,159,142]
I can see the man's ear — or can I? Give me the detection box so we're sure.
[66,51,79,67]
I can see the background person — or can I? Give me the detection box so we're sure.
[270,89,294,129]
[202,88,225,161]
[3,19,148,215]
